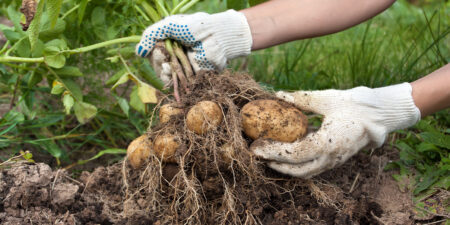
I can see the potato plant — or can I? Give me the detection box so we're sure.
[0,0,266,163]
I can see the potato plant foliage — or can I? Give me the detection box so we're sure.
[0,0,266,162]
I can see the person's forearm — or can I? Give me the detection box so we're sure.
[411,64,450,117]
[241,0,396,50]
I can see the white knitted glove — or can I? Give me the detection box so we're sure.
[251,83,421,178]
[136,10,252,72]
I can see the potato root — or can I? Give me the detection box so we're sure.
[186,101,223,135]
[241,100,307,142]
[159,104,183,124]
[127,135,152,168]
[153,134,180,163]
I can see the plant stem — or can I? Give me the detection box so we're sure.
[141,1,161,22]
[135,5,151,22]
[65,36,141,54]
[0,36,141,63]
[155,0,170,17]
[165,40,189,93]
[0,56,44,63]
[61,4,80,20]
[179,0,200,13]
[174,42,194,79]
[170,0,190,15]
[0,40,10,55]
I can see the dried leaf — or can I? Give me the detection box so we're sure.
[20,0,37,31]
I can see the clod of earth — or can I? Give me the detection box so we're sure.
[241,99,308,142]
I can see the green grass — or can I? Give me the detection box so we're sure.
[0,0,448,205]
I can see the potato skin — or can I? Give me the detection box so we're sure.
[153,134,180,163]
[241,100,307,142]
[127,135,152,169]
[159,104,183,124]
[186,101,223,135]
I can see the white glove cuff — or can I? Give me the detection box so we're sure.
[211,10,253,60]
[372,82,421,132]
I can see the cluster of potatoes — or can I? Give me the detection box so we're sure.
[127,100,308,168]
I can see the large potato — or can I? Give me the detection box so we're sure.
[159,104,183,124]
[127,135,152,169]
[186,101,223,135]
[241,100,307,142]
[153,134,180,163]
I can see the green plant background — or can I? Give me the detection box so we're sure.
[0,0,449,214]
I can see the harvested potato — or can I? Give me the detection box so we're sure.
[241,100,307,142]
[127,135,152,169]
[159,104,183,124]
[153,134,180,163]
[186,101,223,135]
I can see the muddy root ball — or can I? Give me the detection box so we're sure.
[127,135,152,168]
[186,101,224,135]
[241,99,308,142]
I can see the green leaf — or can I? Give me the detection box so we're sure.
[28,0,46,51]
[420,132,450,149]
[45,38,67,49]
[249,0,266,6]
[130,86,145,114]
[73,101,98,124]
[39,140,63,159]
[78,0,89,26]
[28,72,43,88]
[3,30,22,42]
[227,0,248,10]
[416,142,440,153]
[106,69,127,86]
[140,62,165,90]
[60,79,83,101]
[7,5,24,34]
[44,53,66,68]
[62,93,74,114]
[43,39,67,68]
[51,80,64,95]
[137,82,158,104]
[54,66,83,77]
[77,149,127,165]
[46,0,63,28]
[39,19,66,41]
[111,73,130,90]
[15,37,31,57]
[116,96,130,117]
[91,7,107,40]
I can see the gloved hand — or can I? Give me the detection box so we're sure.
[251,83,421,178]
[136,9,252,72]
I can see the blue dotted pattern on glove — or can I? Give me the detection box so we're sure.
[137,23,215,70]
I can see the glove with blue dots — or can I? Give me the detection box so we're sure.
[136,10,252,72]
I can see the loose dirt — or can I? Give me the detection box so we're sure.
[0,149,416,225]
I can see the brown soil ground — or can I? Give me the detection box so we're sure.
[0,147,418,225]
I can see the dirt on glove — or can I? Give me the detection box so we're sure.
[0,71,417,225]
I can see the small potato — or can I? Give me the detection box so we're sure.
[159,104,183,124]
[241,100,307,142]
[153,134,180,163]
[127,135,152,169]
[186,101,223,135]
